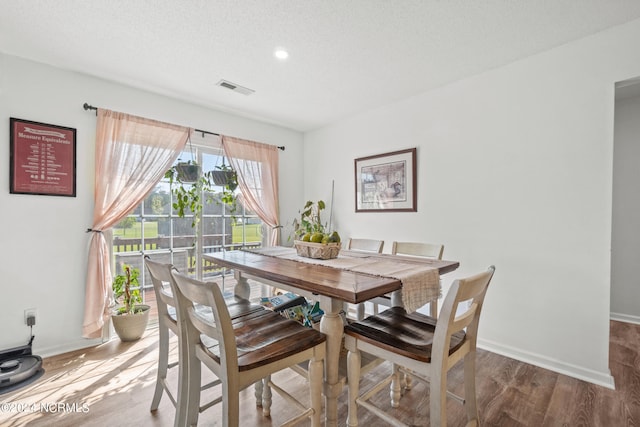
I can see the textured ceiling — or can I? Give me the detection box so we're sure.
[2,1,640,131]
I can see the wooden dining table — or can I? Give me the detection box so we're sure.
[204,247,459,427]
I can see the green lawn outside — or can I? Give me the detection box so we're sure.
[232,224,262,243]
[114,220,259,243]
[113,221,158,238]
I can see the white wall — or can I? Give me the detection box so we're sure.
[611,92,640,323]
[304,18,640,387]
[0,54,304,356]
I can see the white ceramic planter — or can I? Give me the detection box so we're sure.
[111,304,151,342]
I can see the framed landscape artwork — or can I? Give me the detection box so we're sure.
[354,147,416,212]
[10,118,77,197]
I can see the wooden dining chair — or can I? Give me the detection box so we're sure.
[144,256,182,414]
[344,266,495,427]
[144,256,265,426]
[346,238,384,253]
[345,238,384,320]
[170,270,326,427]
[392,241,444,259]
[369,241,445,318]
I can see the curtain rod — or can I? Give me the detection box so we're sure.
[82,103,285,151]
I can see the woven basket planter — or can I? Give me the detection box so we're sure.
[294,240,341,260]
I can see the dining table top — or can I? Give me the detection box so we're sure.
[204,248,460,304]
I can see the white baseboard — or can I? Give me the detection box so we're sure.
[477,338,615,390]
[35,338,103,359]
[610,312,640,325]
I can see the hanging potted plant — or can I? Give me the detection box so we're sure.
[174,160,200,183]
[210,160,238,190]
[164,164,215,228]
[111,265,150,342]
[207,157,239,217]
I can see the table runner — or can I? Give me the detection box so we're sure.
[246,247,440,313]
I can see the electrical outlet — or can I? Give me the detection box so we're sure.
[24,308,37,326]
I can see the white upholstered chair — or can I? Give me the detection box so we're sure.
[344,266,495,427]
[171,270,326,427]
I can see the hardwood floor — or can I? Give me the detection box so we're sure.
[1,320,639,426]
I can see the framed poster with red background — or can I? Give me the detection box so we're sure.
[10,118,76,197]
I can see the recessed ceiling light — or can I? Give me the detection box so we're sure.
[274,48,289,60]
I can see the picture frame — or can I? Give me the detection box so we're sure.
[10,117,77,197]
[354,147,417,212]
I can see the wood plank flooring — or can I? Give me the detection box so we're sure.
[1,320,639,426]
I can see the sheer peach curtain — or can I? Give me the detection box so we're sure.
[82,109,190,338]
[222,136,280,246]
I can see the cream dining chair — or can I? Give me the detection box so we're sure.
[144,256,183,414]
[344,238,384,320]
[369,241,445,318]
[346,238,384,253]
[170,270,326,427]
[144,256,265,426]
[344,265,495,427]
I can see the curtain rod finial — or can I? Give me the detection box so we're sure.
[83,103,97,115]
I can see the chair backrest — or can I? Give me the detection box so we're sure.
[170,270,239,375]
[144,256,177,321]
[432,266,495,366]
[347,238,384,253]
[391,241,444,259]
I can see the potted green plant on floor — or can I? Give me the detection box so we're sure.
[111,264,150,342]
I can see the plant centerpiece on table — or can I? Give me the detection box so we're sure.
[111,265,150,341]
[293,200,341,259]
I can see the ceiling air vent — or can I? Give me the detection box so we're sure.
[216,79,255,96]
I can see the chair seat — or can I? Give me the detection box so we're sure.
[344,306,466,363]
[172,270,326,426]
[201,310,326,371]
[223,295,265,319]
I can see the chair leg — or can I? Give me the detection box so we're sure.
[175,329,190,427]
[262,375,272,417]
[347,349,361,427]
[223,380,241,427]
[403,370,413,391]
[309,354,323,427]
[390,363,402,408]
[356,303,365,320]
[183,352,201,427]
[151,325,169,411]
[464,352,479,424]
[254,380,263,407]
[430,365,447,427]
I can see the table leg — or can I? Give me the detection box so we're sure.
[233,270,251,300]
[319,297,344,427]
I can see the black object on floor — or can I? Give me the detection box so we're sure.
[0,335,44,395]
